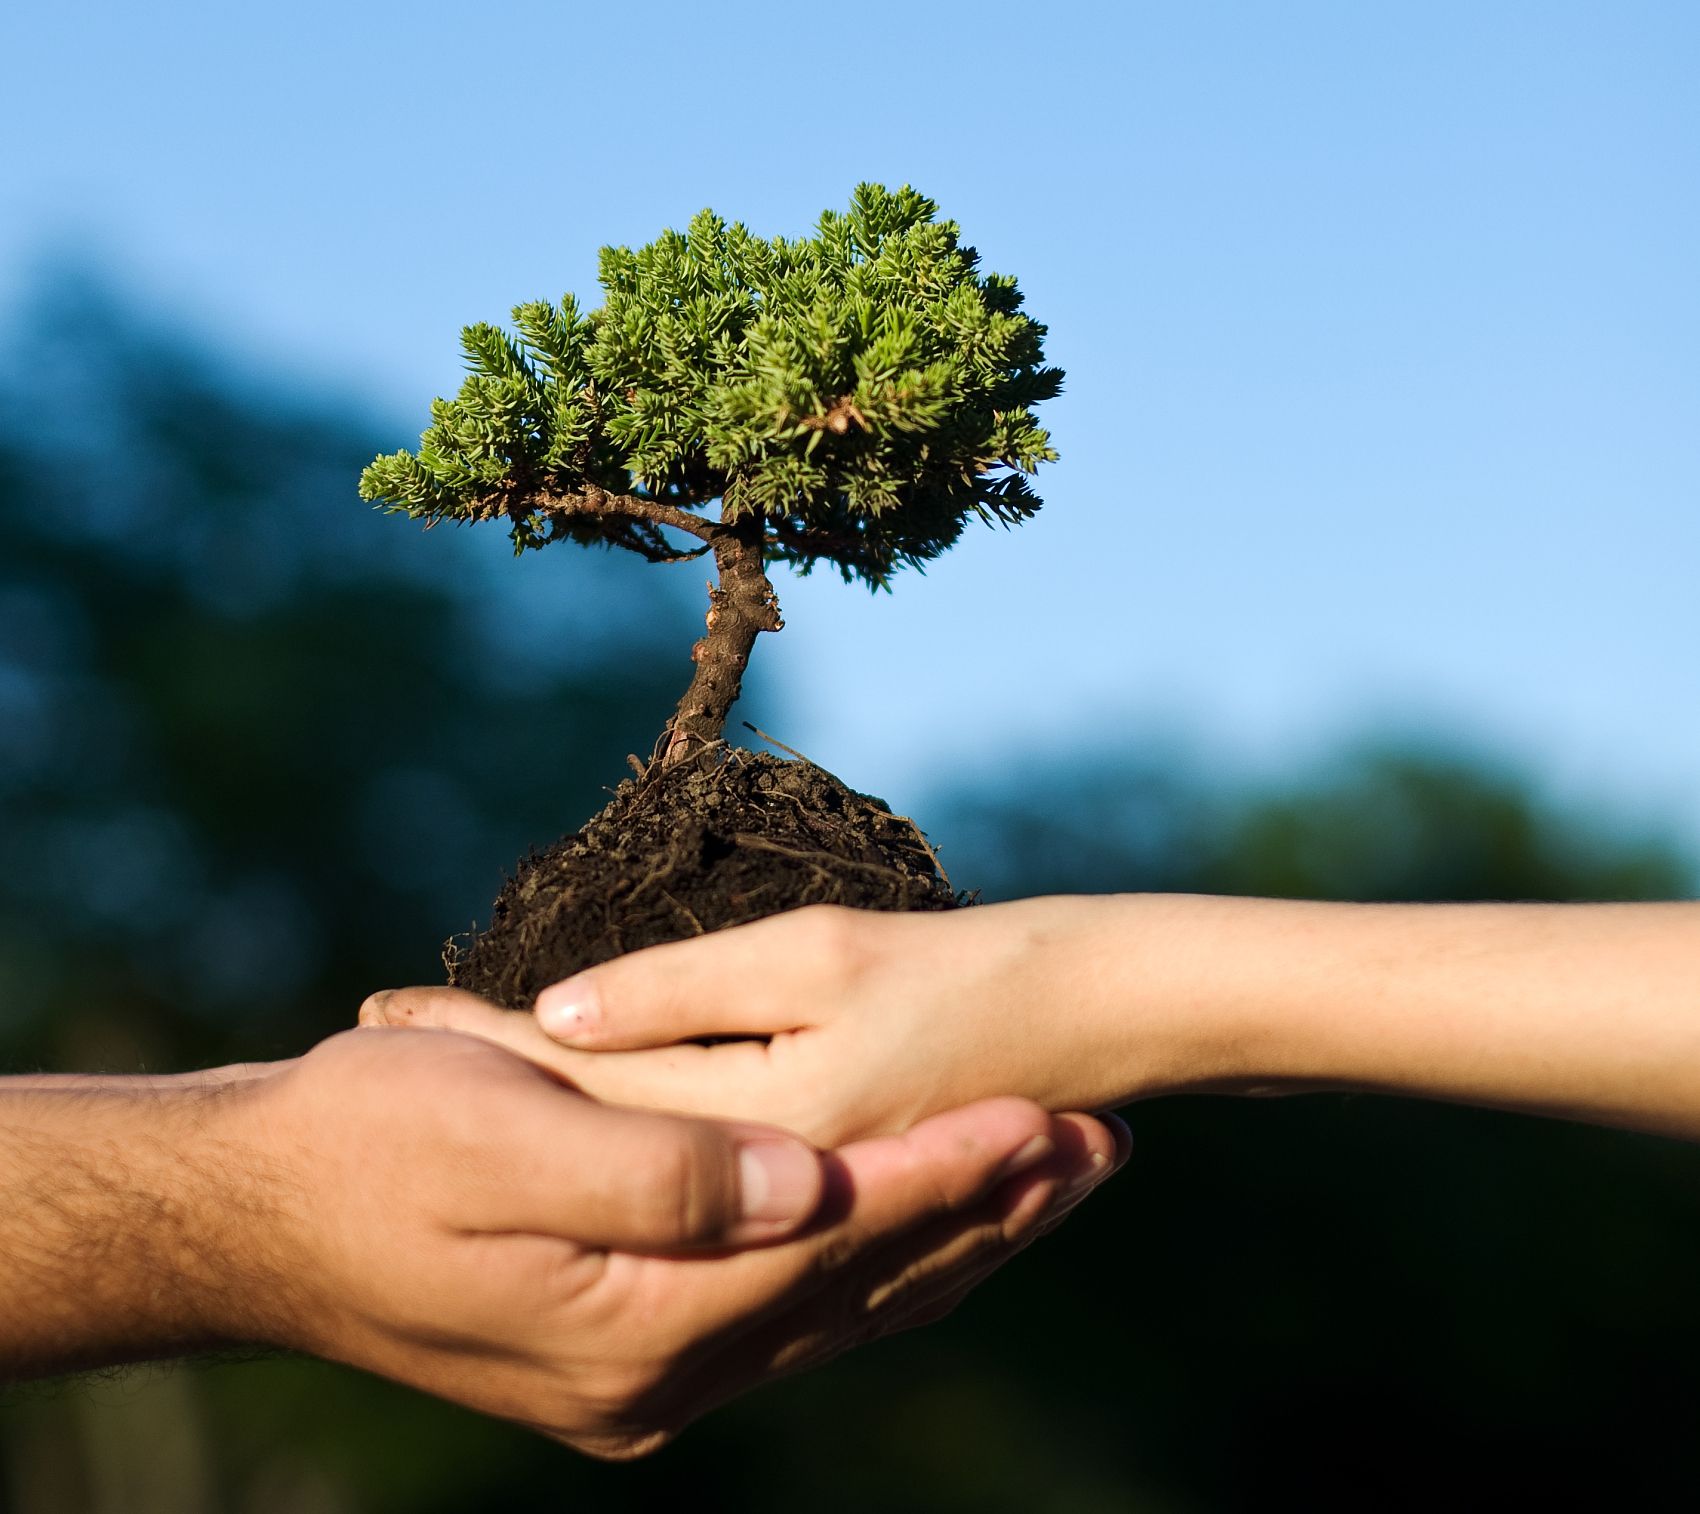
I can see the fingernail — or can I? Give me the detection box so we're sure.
[535,977,602,1043]
[995,1134,1054,1181]
[738,1138,821,1227]
[1103,1112,1133,1165]
[1064,1150,1113,1195]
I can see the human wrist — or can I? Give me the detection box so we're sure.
[100,1075,298,1354]
[982,893,1246,1109]
[168,1073,309,1352]
[1055,893,1231,1103]
[188,1064,345,1357]
[1060,894,1348,1105]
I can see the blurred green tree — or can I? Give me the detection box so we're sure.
[940,740,1690,904]
[916,742,1700,1513]
[0,276,688,1075]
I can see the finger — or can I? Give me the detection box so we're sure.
[876,1178,1104,1336]
[879,1276,982,1336]
[780,1113,1125,1366]
[851,1111,1120,1308]
[666,1095,1060,1349]
[774,1110,1122,1360]
[1050,1109,1123,1185]
[363,986,774,1123]
[462,1066,824,1251]
[820,1095,1064,1236]
[359,985,499,1031]
[805,1105,1117,1260]
[529,906,858,1048]
[695,1186,1057,1408]
[665,1112,1122,1418]
[1031,1108,1129,1221]
[1102,1110,1134,1166]
[362,987,589,1085]
[362,986,576,1060]
[876,1174,1100,1333]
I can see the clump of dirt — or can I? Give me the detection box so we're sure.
[448,749,961,1010]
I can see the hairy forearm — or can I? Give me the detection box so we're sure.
[1101,896,1700,1137]
[0,1079,279,1381]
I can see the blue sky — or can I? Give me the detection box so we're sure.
[4,1,1697,845]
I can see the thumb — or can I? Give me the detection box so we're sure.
[482,1080,826,1252]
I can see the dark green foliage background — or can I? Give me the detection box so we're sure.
[1,282,1695,1513]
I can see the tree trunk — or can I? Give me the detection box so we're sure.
[660,517,782,766]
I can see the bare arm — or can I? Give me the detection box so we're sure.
[0,1078,270,1379]
[1103,897,1700,1138]
[365,897,1700,1145]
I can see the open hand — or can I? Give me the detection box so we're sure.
[223,1023,1121,1457]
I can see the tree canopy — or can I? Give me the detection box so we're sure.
[359,184,1062,588]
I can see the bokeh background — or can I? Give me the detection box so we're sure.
[1,2,1696,1510]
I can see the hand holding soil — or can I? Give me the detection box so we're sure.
[363,898,1153,1147]
[366,895,1700,1146]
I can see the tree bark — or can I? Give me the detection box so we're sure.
[661,516,782,766]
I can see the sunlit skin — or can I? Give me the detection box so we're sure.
[366,897,1700,1147]
[0,1026,1122,1457]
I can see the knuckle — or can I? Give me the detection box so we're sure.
[785,904,868,980]
[809,1226,868,1278]
[636,1123,737,1245]
[922,1159,963,1216]
[890,1132,969,1216]
[835,1291,888,1356]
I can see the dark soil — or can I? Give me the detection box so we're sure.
[448,749,962,1010]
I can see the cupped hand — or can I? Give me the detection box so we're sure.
[360,899,1146,1148]
[223,1024,1121,1458]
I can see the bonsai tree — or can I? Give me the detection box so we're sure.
[359,185,1063,1006]
[360,183,1061,767]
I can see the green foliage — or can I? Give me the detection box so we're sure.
[360,184,1062,585]
[942,740,1693,904]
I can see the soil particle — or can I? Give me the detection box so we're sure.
[448,750,961,1010]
